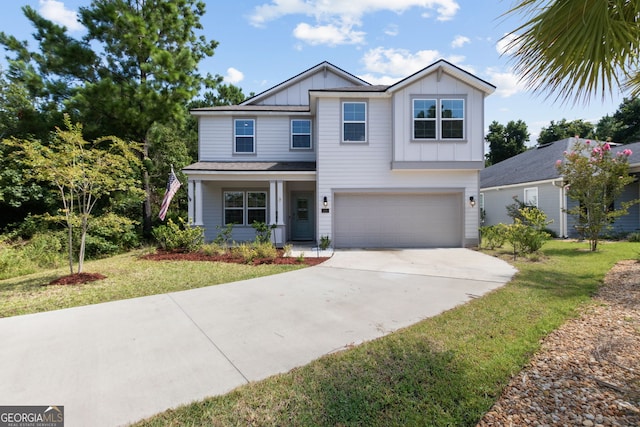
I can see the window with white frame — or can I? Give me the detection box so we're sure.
[342,102,366,142]
[234,119,255,153]
[291,119,312,149]
[224,191,267,225]
[524,187,538,207]
[413,98,465,140]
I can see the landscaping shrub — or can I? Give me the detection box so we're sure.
[627,231,640,242]
[479,224,508,249]
[251,221,276,244]
[152,218,204,252]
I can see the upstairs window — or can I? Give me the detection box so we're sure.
[291,119,312,149]
[234,119,255,153]
[441,99,464,139]
[413,99,437,139]
[413,98,465,140]
[342,102,366,142]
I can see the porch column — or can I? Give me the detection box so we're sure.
[277,180,285,225]
[269,180,277,225]
[194,180,203,226]
[187,179,194,223]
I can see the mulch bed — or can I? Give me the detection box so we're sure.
[140,250,329,266]
[47,272,107,286]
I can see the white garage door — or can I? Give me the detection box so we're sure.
[334,192,462,248]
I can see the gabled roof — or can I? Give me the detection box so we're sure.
[481,138,640,189]
[240,61,370,106]
[388,59,496,95]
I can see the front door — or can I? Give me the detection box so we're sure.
[291,192,314,241]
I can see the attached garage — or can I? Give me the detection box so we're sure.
[333,192,463,248]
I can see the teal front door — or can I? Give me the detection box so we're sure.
[291,192,314,241]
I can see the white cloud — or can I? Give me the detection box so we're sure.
[384,24,399,36]
[249,0,460,45]
[451,35,470,49]
[484,67,524,97]
[293,22,366,46]
[496,32,520,56]
[362,47,441,76]
[224,67,244,84]
[39,0,83,32]
[357,73,400,86]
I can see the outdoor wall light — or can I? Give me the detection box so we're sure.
[323,196,328,207]
[469,196,476,207]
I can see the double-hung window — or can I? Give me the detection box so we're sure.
[224,191,267,225]
[413,98,465,140]
[291,119,312,149]
[342,102,366,142]
[234,119,255,153]
[524,187,538,207]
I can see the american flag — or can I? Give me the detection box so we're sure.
[158,169,181,221]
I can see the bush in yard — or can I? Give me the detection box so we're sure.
[505,207,551,259]
[251,221,276,245]
[152,218,204,252]
[479,224,508,249]
[213,223,235,248]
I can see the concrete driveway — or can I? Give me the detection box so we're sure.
[0,249,516,427]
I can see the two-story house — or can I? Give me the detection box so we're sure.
[184,60,495,248]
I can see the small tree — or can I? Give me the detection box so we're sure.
[556,137,637,251]
[8,115,144,274]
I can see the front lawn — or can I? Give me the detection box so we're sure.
[133,240,639,426]
[0,249,305,318]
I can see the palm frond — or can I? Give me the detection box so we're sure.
[502,0,640,105]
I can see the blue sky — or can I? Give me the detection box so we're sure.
[0,0,629,144]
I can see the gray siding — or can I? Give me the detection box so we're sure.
[482,182,563,236]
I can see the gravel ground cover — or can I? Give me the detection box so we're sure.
[478,259,640,427]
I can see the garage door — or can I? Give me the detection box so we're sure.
[334,192,462,248]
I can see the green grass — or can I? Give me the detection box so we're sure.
[133,240,639,427]
[0,249,304,318]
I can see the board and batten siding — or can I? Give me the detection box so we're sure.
[255,72,361,106]
[316,97,480,246]
[391,72,486,163]
[198,115,315,162]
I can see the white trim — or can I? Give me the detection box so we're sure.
[481,177,562,191]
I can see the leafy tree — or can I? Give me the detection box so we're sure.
[7,116,144,274]
[537,119,595,145]
[485,120,529,165]
[595,114,620,142]
[611,98,640,144]
[556,138,637,251]
[503,0,640,103]
[0,0,220,237]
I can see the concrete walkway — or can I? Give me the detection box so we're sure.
[0,249,516,426]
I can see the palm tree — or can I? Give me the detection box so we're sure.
[503,0,640,104]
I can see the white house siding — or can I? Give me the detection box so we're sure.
[255,71,360,106]
[198,115,316,162]
[392,73,485,163]
[316,97,480,247]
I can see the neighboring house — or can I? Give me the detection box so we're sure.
[184,60,495,248]
[480,138,640,237]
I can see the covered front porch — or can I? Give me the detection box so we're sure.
[183,162,317,246]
